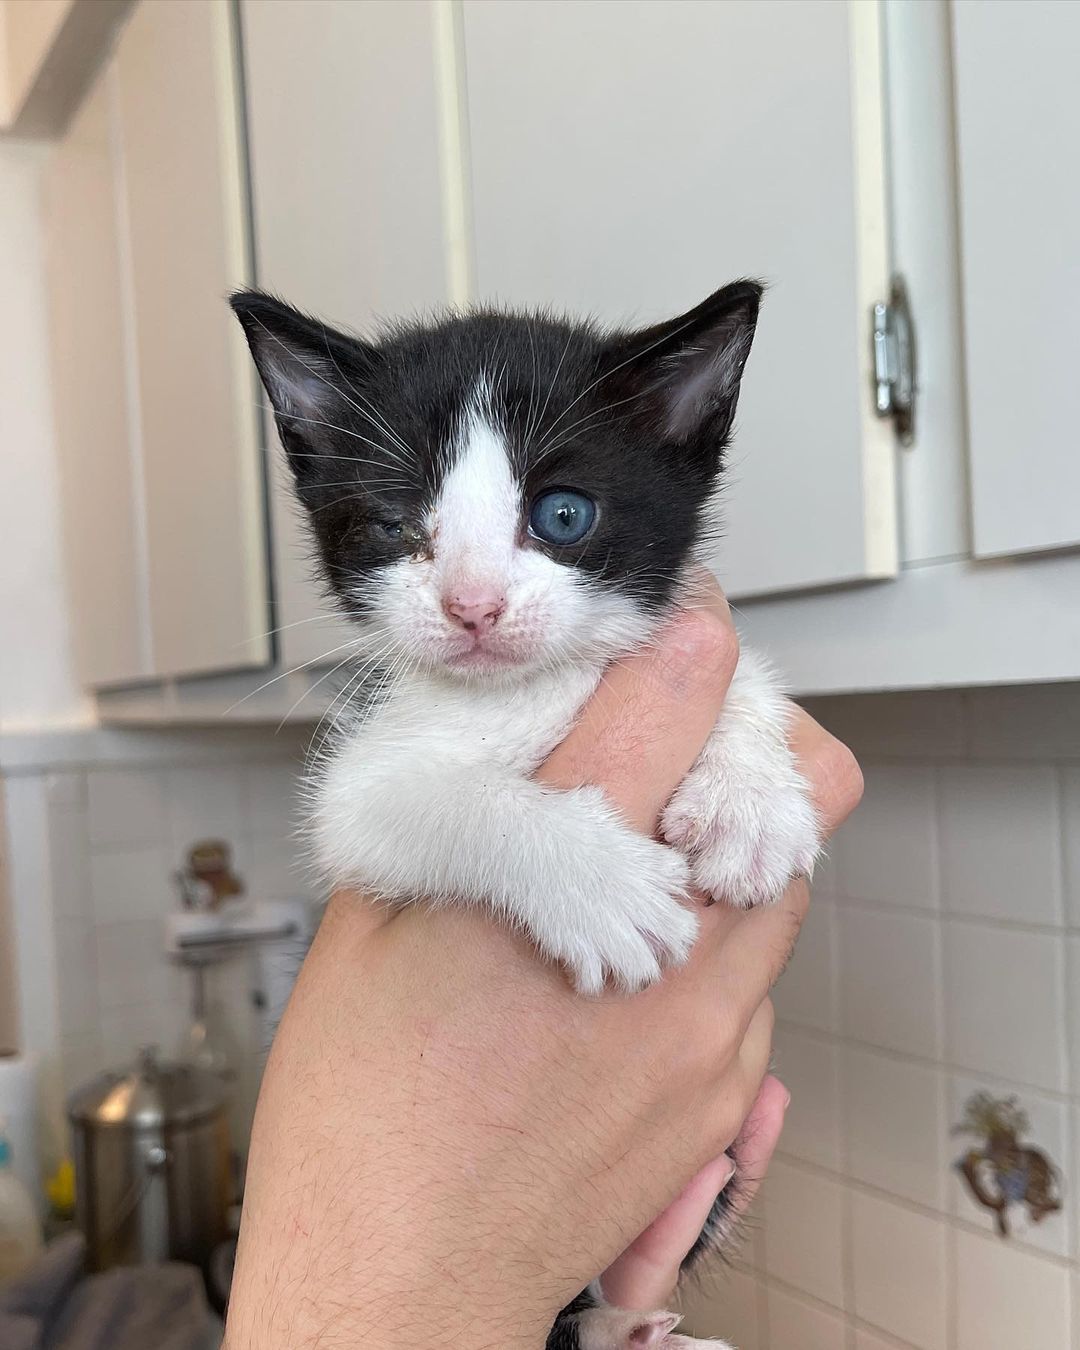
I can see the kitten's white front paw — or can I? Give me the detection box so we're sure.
[662,756,820,909]
[534,790,697,995]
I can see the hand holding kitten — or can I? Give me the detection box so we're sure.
[226,594,861,1350]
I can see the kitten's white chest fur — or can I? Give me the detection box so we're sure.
[314,642,818,993]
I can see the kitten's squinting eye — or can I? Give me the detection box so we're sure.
[376,520,422,548]
[528,490,596,547]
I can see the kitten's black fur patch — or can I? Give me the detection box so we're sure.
[231,283,760,617]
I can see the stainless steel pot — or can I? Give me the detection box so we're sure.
[68,1047,231,1272]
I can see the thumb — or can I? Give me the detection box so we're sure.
[599,1075,789,1310]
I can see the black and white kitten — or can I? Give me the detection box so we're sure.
[232,281,820,1350]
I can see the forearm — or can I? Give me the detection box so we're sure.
[227,899,585,1350]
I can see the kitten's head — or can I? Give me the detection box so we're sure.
[231,282,760,678]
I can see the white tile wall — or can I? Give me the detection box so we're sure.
[766,1285,847,1349]
[943,922,1067,1092]
[771,896,837,1034]
[850,1192,948,1350]
[840,907,943,1059]
[762,1161,846,1307]
[939,765,1062,925]
[689,685,1080,1350]
[86,768,168,848]
[679,1266,761,1348]
[7,688,1080,1350]
[854,1331,908,1350]
[954,1229,1071,1350]
[845,1047,947,1210]
[2,726,316,1150]
[836,763,938,910]
[1065,770,1080,928]
[772,1026,842,1171]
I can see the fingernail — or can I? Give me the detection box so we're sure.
[782,1089,792,1110]
[717,1156,737,1189]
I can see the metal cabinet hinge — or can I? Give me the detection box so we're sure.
[872,274,916,447]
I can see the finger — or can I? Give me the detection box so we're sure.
[709,880,809,1034]
[599,1070,789,1309]
[598,998,773,1307]
[727,1074,789,1216]
[787,704,863,837]
[323,888,397,937]
[599,1150,737,1310]
[538,578,738,834]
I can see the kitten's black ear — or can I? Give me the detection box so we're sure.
[229,290,378,464]
[600,279,763,448]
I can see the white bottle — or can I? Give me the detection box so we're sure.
[0,1119,42,1285]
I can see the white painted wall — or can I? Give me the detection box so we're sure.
[0,141,93,734]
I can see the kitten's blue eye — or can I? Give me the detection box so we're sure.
[528,490,596,546]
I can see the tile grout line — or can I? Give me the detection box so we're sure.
[772,1148,1078,1272]
[776,1018,1078,1107]
[828,888,1080,939]
[752,1270,923,1350]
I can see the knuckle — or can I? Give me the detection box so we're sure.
[770,906,805,985]
[809,733,864,827]
[668,608,739,687]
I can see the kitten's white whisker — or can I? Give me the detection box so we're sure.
[525,328,575,456]
[271,407,412,470]
[277,645,369,731]
[531,311,697,451]
[318,324,415,461]
[531,386,654,465]
[232,610,338,650]
[223,635,364,715]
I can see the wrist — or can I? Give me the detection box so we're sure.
[225,1251,555,1350]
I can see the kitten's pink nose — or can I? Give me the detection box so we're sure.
[443,593,505,634]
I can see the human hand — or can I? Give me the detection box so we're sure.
[597,707,858,1312]
[225,581,861,1350]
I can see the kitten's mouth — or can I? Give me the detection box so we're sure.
[442,638,532,673]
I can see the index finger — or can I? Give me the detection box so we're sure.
[537,575,738,834]
[702,706,862,1017]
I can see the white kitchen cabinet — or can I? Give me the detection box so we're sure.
[461,0,896,601]
[736,0,1080,694]
[240,0,453,673]
[951,0,1080,560]
[80,0,1080,721]
[45,67,149,687]
[46,0,270,688]
[113,0,268,678]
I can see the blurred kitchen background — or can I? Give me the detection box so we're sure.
[1,1,1078,1346]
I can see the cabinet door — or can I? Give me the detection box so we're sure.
[952,0,1080,560]
[44,66,150,687]
[114,0,270,678]
[462,0,896,599]
[241,0,452,671]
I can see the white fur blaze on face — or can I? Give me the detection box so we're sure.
[432,399,520,610]
[355,380,654,676]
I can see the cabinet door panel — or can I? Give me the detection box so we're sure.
[115,0,269,678]
[44,68,149,687]
[241,0,451,669]
[952,0,1080,559]
[462,0,895,599]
